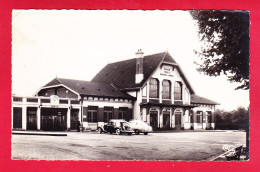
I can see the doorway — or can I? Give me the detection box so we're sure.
[150,111,158,131]
[41,108,67,131]
[27,107,37,130]
[163,112,170,129]
[70,109,79,130]
[175,112,182,131]
[13,107,22,129]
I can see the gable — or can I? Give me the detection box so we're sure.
[149,62,194,96]
[37,86,78,99]
[36,78,135,99]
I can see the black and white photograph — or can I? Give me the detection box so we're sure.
[11,10,249,161]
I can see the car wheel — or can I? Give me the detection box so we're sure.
[144,132,148,135]
[110,131,113,134]
[135,129,139,135]
[116,129,121,135]
[98,128,102,134]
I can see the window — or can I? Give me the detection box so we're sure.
[142,84,147,97]
[119,107,128,119]
[196,111,202,123]
[104,107,114,122]
[206,111,212,123]
[184,110,189,123]
[190,110,194,123]
[162,80,171,99]
[184,88,190,102]
[174,82,182,100]
[87,106,98,122]
[149,78,159,98]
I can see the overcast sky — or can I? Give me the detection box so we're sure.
[12,10,249,111]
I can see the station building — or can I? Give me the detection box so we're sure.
[12,50,218,131]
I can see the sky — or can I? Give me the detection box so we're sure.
[12,10,250,111]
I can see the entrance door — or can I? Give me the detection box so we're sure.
[175,112,182,131]
[70,109,79,130]
[150,111,158,131]
[196,111,203,129]
[41,108,67,131]
[27,107,37,130]
[163,112,170,129]
[13,107,22,129]
[54,114,67,131]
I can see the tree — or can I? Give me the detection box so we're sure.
[232,107,249,129]
[190,10,250,90]
[215,107,249,130]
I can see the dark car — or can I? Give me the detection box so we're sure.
[97,119,134,135]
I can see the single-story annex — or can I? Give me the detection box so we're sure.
[12,50,219,131]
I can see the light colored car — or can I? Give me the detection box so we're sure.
[129,120,153,135]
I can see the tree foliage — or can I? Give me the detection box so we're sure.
[215,107,249,130]
[190,10,250,90]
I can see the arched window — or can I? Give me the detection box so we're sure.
[174,82,182,100]
[162,80,171,99]
[149,78,159,98]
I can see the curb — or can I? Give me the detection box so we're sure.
[12,132,67,136]
[152,130,245,133]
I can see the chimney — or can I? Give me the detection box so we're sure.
[135,49,144,84]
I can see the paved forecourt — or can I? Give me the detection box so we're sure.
[12,131,246,160]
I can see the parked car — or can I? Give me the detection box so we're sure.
[97,119,134,135]
[129,120,153,135]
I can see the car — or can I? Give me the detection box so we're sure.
[129,120,153,135]
[97,119,134,135]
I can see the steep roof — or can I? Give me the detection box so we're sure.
[91,52,195,93]
[191,94,219,105]
[41,78,135,99]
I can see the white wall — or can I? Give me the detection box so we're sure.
[133,90,142,120]
[82,99,133,108]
